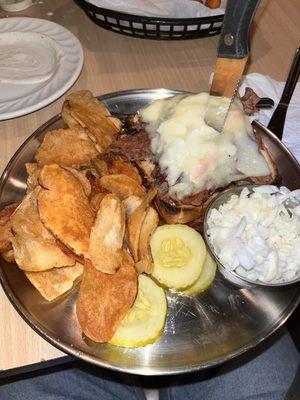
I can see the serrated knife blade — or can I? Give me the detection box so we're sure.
[205,0,261,132]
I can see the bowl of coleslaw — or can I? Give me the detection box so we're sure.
[203,185,300,287]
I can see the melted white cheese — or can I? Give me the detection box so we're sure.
[0,32,61,84]
[140,93,271,199]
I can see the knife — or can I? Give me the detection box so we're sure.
[205,0,261,132]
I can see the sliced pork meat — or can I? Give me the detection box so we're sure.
[109,130,153,162]
[240,87,261,115]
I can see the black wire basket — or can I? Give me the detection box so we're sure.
[74,0,224,40]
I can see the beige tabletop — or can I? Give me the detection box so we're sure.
[0,0,299,373]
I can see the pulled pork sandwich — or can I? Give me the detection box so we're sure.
[108,90,279,224]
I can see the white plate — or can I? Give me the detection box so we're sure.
[0,17,84,120]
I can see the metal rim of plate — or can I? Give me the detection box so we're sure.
[74,0,224,40]
[0,88,300,376]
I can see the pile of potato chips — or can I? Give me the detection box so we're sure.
[0,90,159,343]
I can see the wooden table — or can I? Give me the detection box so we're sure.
[0,0,299,374]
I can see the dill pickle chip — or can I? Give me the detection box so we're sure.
[183,252,216,295]
[150,224,206,290]
[109,275,167,348]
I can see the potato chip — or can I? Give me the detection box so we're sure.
[138,207,159,257]
[136,207,159,274]
[127,188,157,262]
[63,166,91,197]
[66,91,121,153]
[38,164,95,256]
[56,240,85,265]
[26,262,83,301]
[135,254,153,274]
[99,174,145,200]
[90,192,108,213]
[91,158,109,177]
[0,203,19,252]
[1,248,15,263]
[25,163,38,175]
[26,163,41,192]
[11,189,75,271]
[85,173,108,198]
[136,160,155,183]
[123,196,142,219]
[70,111,120,154]
[106,158,142,184]
[88,194,125,274]
[35,129,98,167]
[61,101,81,129]
[76,252,137,343]
[67,91,110,117]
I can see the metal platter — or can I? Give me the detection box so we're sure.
[0,89,300,375]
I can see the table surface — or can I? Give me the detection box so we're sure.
[0,0,299,373]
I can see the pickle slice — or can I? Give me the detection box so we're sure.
[183,252,216,296]
[109,275,167,348]
[150,224,206,290]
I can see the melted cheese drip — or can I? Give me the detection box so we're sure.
[140,93,271,199]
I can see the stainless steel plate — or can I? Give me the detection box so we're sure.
[1,89,300,376]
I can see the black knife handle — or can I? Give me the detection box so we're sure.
[267,104,287,141]
[218,0,261,59]
[280,46,300,105]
